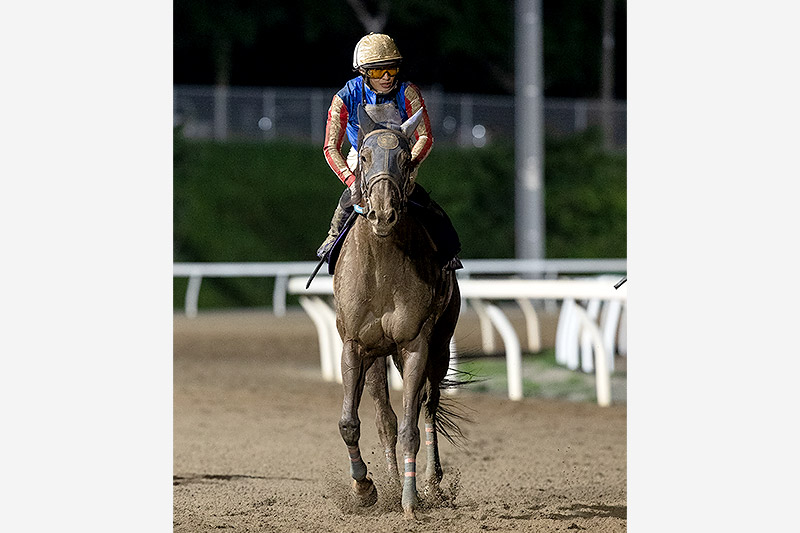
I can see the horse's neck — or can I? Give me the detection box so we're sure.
[352,216,405,264]
[352,215,429,269]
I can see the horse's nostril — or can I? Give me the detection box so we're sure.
[387,210,397,225]
[367,210,378,222]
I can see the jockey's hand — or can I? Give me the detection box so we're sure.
[408,159,420,180]
[348,181,365,213]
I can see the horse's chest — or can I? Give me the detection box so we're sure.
[344,284,437,346]
[335,233,447,349]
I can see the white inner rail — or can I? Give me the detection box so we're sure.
[290,276,626,407]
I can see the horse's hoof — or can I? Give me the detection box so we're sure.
[352,477,378,507]
[403,506,417,520]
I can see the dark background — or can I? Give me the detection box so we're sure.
[172,0,628,309]
[174,0,626,98]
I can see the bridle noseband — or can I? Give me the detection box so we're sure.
[364,173,405,214]
[358,129,412,216]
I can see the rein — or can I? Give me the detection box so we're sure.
[362,173,406,214]
[358,129,412,216]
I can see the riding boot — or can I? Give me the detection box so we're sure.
[317,202,353,259]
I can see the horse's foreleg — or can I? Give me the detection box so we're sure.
[365,357,400,484]
[339,340,377,506]
[397,346,428,520]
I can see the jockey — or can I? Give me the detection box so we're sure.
[318,32,461,269]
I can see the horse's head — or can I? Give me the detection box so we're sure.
[356,105,424,237]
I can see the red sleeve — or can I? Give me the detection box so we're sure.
[403,83,434,166]
[322,94,356,186]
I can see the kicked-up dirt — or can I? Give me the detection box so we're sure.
[174,309,626,532]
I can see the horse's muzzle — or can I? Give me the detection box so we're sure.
[367,205,398,237]
[365,175,401,237]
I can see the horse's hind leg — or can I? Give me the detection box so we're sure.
[365,357,400,484]
[423,319,459,495]
[423,381,444,491]
[338,340,378,506]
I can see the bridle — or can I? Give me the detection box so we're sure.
[358,129,413,216]
[364,173,405,215]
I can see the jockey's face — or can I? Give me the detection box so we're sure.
[364,67,398,95]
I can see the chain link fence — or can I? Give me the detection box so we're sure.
[174,85,626,149]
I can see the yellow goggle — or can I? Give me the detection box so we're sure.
[365,67,399,79]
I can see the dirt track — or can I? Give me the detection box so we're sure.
[174,310,626,532]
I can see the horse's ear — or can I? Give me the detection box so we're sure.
[358,104,378,137]
[401,108,424,138]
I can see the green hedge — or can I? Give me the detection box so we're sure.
[173,128,625,309]
[544,130,627,258]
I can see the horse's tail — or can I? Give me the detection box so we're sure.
[428,367,478,448]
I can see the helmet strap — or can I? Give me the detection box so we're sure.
[361,76,367,106]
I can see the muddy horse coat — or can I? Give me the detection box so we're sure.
[332,105,462,520]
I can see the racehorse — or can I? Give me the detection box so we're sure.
[332,105,462,520]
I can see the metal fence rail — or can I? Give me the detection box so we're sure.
[172,258,626,318]
[293,275,627,406]
[173,260,628,405]
[174,85,627,149]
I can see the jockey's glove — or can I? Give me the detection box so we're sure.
[348,181,366,213]
[348,181,362,203]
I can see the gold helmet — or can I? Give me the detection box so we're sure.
[352,33,403,70]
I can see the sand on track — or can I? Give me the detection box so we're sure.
[174,310,626,532]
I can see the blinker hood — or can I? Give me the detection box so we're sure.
[357,104,424,139]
